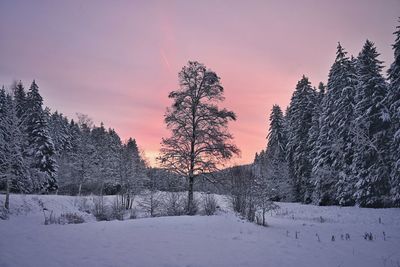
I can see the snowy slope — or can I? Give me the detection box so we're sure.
[0,194,399,267]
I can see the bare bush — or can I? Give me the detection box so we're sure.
[91,196,130,221]
[139,191,162,217]
[43,209,57,225]
[246,199,256,222]
[202,193,218,216]
[0,207,9,220]
[59,213,85,224]
[76,197,91,214]
[129,208,137,219]
[254,199,279,226]
[162,192,186,216]
[93,196,109,221]
[120,192,136,210]
[228,166,256,220]
[43,210,85,225]
[111,197,124,220]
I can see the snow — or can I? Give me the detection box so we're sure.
[1,194,400,267]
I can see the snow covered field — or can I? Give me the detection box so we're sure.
[1,194,400,267]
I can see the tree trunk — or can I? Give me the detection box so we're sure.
[129,195,134,209]
[78,183,82,196]
[100,182,104,196]
[150,193,154,217]
[126,194,129,210]
[4,175,10,210]
[262,209,266,226]
[187,175,194,215]
[187,98,197,216]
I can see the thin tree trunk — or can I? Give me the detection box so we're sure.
[100,182,104,196]
[5,175,10,210]
[187,97,197,216]
[262,209,266,226]
[78,183,82,197]
[188,175,194,215]
[150,193,154,217]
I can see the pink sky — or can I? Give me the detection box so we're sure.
[0,0,399,166]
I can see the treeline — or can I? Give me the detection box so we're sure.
[0,81,148,200]
[254,21,400,208]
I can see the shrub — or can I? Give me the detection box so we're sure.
[0,207,9,220]
[93,196,109,221]
[138,191,162,217]
[162,192,186,216]
[43,211,85,225]
[43,210,57,225]
[202,194,218,216]
[59,213,85,224]
[254,200,279,226]
[111,197,124,221]
[129,208,137,219]
[75,197,91,214]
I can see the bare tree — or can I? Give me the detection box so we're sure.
[159,61,240,215]
[76,113,94,129]
[73,115,96,196]
[228,165,253,215]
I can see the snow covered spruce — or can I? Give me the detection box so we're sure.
[253,21,400,208]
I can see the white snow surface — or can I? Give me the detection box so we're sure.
[1,194,400,267]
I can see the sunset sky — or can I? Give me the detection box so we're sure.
[1,0,399,166]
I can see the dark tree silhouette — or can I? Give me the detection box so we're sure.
[159,61,240,215]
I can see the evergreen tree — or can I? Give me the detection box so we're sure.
[387,19,400,206]
[47,111,73,191]
[119,138,146,209]
[267,105,287,157]
[91,123,110,193]
[0,87,6,174]
[334,56,359,206]
[0,88,28,209]
[264,105,290,201]
[313,44,357,205]
[353,40,391,207]
[2,80,149,197]
[12,81,27,120]
[286,76,316,203]
[25,80,58,192]
[308,82,325,171]
[48,111,72,154]
[104,128,123,194]
[253,150,267,180]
